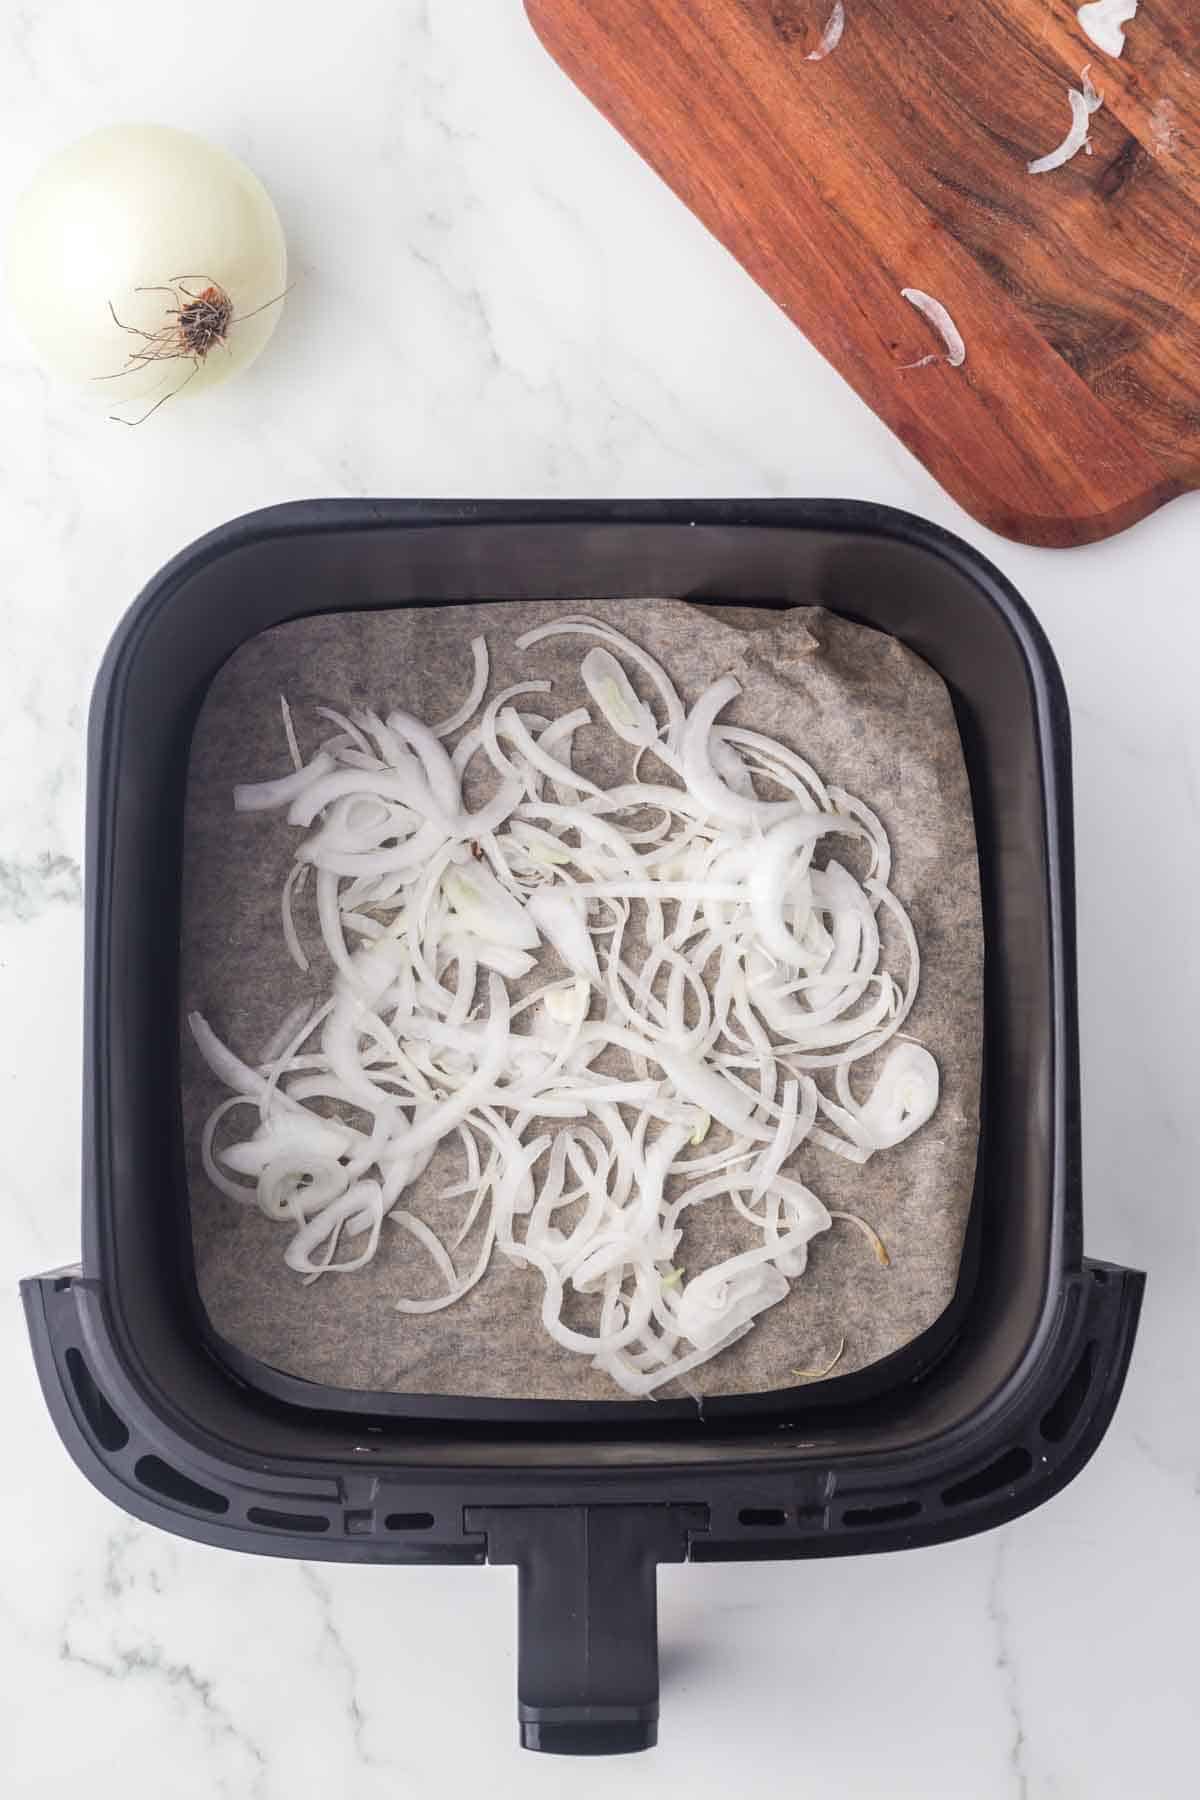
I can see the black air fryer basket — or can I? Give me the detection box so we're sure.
[24,500,1143,1756]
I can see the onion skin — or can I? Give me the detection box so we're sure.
[6,123,287,407]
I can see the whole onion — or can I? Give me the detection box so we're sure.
[6,123,287,422]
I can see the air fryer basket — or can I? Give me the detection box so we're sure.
[24,500,1143,1756]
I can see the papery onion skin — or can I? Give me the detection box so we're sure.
[6,124,287,406]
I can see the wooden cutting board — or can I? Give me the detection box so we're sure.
[524,0,1200,546]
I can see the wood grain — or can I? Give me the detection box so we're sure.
[525,0,1200,545]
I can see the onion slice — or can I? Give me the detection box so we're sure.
[234,753,335,814]
[1028,68,1103,175]
[527,886,601,981]
[1076,0,1136,58]
[899,289,966,368]
[680,676,805,825]
[432,636,489,737]
[806,1,845,62]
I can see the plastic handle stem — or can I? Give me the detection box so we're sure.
[468,1504,705,1755]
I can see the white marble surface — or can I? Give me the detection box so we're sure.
[1,3,1196,1794]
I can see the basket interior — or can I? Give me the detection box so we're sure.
[85,507,1072,1469]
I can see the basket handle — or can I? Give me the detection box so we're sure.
[469,1503,704,1755]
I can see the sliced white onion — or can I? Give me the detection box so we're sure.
[193,620,942,1400]
[677,1258,790,1349]
[527,886,600,981]
[432,635,489,736]
[544,979,591,1026]
[445,863,541,951]
[516,616,684,747]
[581,647,659,748]
[384,708,463,818]
[284,1181,382,1276]
[190,1011,279,1104]
[234,753,335,814]
[680,676,805,825]
[1028,69,1103,174]
[499,706,600,796]
[806,1,845,62]
[257,999,317,1067]
[710,732,757,799]
[748,812,865,965]
[899,289,966,368]
[481,680,550,781]
[280,696,303,773]
[222,1112,354,1176]
[441,932,537,981]
[835,1041,940,1150]
[1077,0,1136,58]
[288,765,444,831]
[281,863,310,973]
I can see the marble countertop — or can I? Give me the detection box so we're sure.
[1,3,1195,1795]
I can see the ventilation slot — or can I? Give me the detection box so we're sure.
[135,1455,229,1515]
[842,1498,921,1528]
[738,1507,787,1527]
[247,1506,330,1533]
[384,1511,435,1532]
[942,1446,1033,1509]
[65,1348,129,1453]
[1040,1340,1097,1444]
